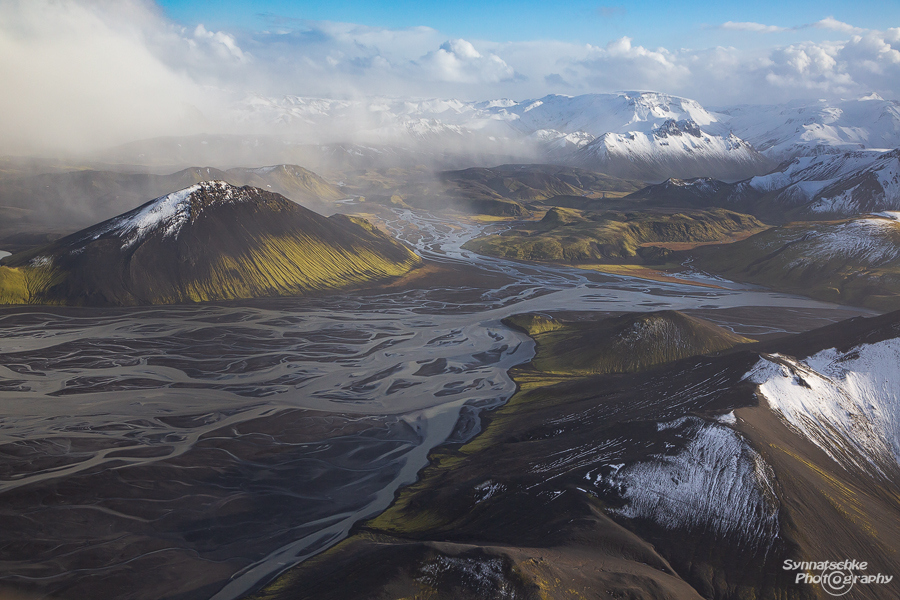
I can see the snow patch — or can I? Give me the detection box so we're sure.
[746,339,900,476]
[793,218,900,266]
[29,256,52,267]
[717,411,737,424]
[473,480,506,504]
[417,556,516,598]
[607,419,779,543]
[91,181,251,249]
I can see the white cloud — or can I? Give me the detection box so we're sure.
[566,37,690,92]
[721,21,788,33]
[814,17,864,34]
[0,0,216,154]
[417,39,515,83]
[192,24,248,62]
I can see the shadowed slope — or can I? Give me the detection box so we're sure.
[504,310,755,375]
[686,213,900,310]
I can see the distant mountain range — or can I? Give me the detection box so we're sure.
[229,91,900,181]
[719,94,900,159]
[0,181,420,306]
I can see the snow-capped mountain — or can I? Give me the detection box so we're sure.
[0,181,419,306]
[744,148,900,215]
[719,94,900,160]
[569,120,768,182]
[238,92,772,181]
[502,92,725,137]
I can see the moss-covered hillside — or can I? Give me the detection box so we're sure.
[463,207,766,264]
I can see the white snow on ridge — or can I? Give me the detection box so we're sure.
[239,91,736,144]
[803,218,900,265]
[742,148,900,215]
[91,181,251,249]
[720,97,900,160]
[528,129,595,150]
[583,124,755,162]
[605,418,779,544]
[749,151,886,193]
[746,339,900,477]
[504,92,727,138]
[101,184,199,248]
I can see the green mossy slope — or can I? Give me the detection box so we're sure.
[463,208,766,264]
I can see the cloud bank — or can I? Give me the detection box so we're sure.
[1,1,899,155]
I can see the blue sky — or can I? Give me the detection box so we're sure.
[156,0,899,49]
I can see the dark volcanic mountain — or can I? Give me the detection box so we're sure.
[0,164,345,244]
[0,181,420,306]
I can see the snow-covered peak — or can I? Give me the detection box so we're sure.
[528,129,595,149]
[506,92,727,138]
[749,150,888,193]
[91,181,255,249]
[720,97,900,159]
[742,148,900,215]
[603,417,779,544]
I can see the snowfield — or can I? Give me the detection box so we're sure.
[746,338,900,478]
[603,418,780,545]
[719,95,900,160]
[799,218,900,266]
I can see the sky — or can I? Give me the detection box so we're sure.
[156,0,899,50]
[1,0,899,154]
